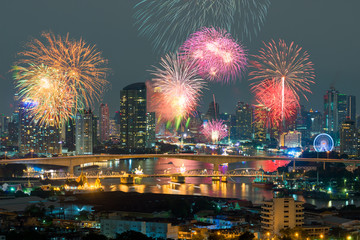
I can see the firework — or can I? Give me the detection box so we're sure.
[201,119,228,144]
[14,32,109,126]
[254,79,299,126]
[250,39,315,99]
[149,54,206,128]
[180,27,247,83]
[13,64,75,126]
[134,0,270,53]
[250,39,314,124]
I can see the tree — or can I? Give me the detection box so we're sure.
[238,231,255,240]
[82,232,108,240]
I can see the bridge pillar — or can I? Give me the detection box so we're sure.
[120,175,135,184]
[170,175,185,183]
[68,164,74,177]
[220,176,227,182]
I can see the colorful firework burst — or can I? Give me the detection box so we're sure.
[250,39,315,99]
[134,0,270,53]
[201,119,228,143]
[13,64,75,126]
[180,27,247,83]
[14,32,109,126]
[149,54,206,129]
[254,79,299,126]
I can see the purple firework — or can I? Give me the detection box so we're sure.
[180,27,247,84]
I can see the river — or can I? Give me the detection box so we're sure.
[76,157,360,209]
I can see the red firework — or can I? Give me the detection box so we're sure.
[254,79,299,126]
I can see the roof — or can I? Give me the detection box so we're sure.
[123,82,146,91]
[323,216,358,225]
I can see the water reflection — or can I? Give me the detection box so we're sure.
[82,158,360,209]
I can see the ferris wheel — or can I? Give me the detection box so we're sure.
[313,133,334,152]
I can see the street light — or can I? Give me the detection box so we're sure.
[320,234,324,239]
[347,236,352,240]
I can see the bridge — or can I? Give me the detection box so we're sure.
[2,154,359,175]
[41,168,281,180]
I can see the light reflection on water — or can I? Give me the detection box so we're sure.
[81,158,360,209]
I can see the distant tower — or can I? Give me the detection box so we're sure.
[324,88,339,142]
[64,118,76,152]
[100,103,110,142]
[120,83,147,151]
[340,119,357,157]
[75,109,93,155]
[235,102,253,141]
[253,105,268,142]
[205,101,219,121]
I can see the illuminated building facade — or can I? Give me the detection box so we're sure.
[261,197,304,234]
[120,83,147,151]
[253,105,268,142]
[146,112,156,148]
[340,119,357,157]
[235,102,253,141]
[279,130,302,148]
[75,110,93,155]
[99,103,110,142]
[19,100,61,155]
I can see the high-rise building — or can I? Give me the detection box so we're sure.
[261,196,304,235]
[19,100,61,155]
[340,119,357,157]
[324,88,356,145]
[146,112,156,148]
[253,105,268,142]
[295,106,311,142]
[324,88,339,138]
[109,119,120,138]
[235,102,253,141]
[99,103,110,142]
[347,95,356,121]
[205,101,219,121]
[309,110,323,137]
[279,131,302,148]
[64,119,76,152]
[75,110,93,155]
[120,83,147,151]
[0,114,10,136]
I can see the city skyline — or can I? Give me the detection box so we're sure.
[0,0,359,116]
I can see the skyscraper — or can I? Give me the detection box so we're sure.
[340,119,357,157]
[235,102,253,141]
[324,88,339,137]
[205,101,219,121]
[120,83,147,151]
[347,95,356,121]
[75,110,93,155]
[64,118,76,152]
[99,103,110,142]
[146,112,156,148]
[253,105,268,142]
[19,100,61,155]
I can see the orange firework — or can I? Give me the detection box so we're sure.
[14,32,109,126]
[13,64,75,126]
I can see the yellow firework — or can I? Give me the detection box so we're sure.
[14,32,109,126]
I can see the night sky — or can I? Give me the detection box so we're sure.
[0,1,359,116]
